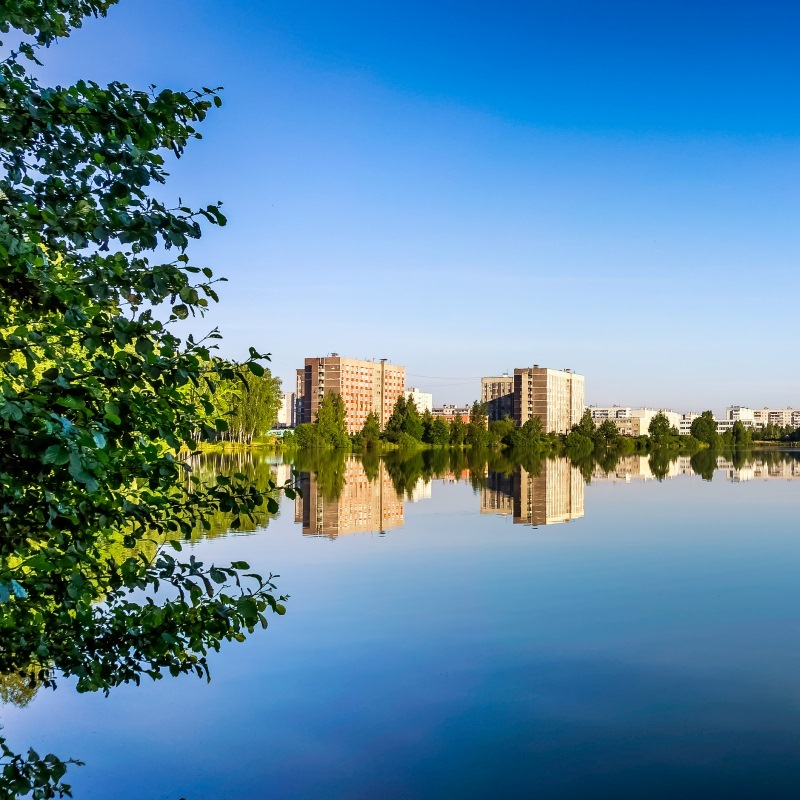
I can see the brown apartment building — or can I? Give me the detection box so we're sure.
[513,366,585,434]
[296,354,406,434]
[481,374,514,422]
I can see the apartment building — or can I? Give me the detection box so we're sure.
[275,392,296,428]
[481,374,514,422]
[588,406,681,436]
[431,405,471,423]
[726,406,800,428]
[512,366,585,434]
[405,387,433,414]
[296,354,406,434]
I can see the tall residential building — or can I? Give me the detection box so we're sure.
[481,374,514,422]
[296,354,406,434]
[405,387,433,414]
[512,366,585,433]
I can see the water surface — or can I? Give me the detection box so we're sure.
[3,450,800,799]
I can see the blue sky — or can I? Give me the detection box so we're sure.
[38,0,800,410]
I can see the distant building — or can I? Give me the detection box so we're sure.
[431,405,471,423]
[726,406,800,429]
[296,354,405,434]
[589,406,632,420]
[679,412,700,436]
[405,387,433,414]
[588,406,681,436]
[512,366,585,434]
[275,392,296,428]
[481,374,514,422]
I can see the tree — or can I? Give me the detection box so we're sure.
[421,408,434,443]
[513,416,544,450]
[449,416,467,446]
[403,396,424,441]
[383,395,407,442]
[430,417,450,446]
[648,412,676,444]
[315,392,349,448]
[359,410,381,449]
[594,419,620,447]
[226,367,282,444]
[573,409,596,438]
[467,401,489,447]
[731,419,753,447]
[690,411,718,446]
[0,2,288,794]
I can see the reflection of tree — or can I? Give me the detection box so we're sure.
[689,449,717,481]
[294,449,347,501]
[0,672,39,709]
[648,450,675,481]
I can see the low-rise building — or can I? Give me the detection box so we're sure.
[431,405,471,424]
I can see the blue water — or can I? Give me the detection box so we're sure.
[3,455,800,798]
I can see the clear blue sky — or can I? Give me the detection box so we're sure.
[39,0,800,411]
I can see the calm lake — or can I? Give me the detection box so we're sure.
[4,449,800,798]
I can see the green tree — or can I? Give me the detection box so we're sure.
[383,395,407,442]
[648,412,676,444]
[421,408,434,443]
[403,396,424,441]
[593,419,620,448]
[449,416,467,446]
[430,416,450,446]
[226,367,282,444]
[731,419,753,447]
[315,392,349,448]
[512,416,544,450]
[690,411,718,446]
[573,409,596,437]
[467,401,489,447]
[359,410,381,449]
[0,2,288,793]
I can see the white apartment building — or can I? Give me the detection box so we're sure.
[588,406,632,420]
[726,406,800,429]
[405,387,433,414]
[276,392,297,428]
[679,412,700,436]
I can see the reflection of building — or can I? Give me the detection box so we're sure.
[405,387,433,414]
[294,459,404,538]
[480,471,514,515]
[591,455,800,483]
[481,375,514,422]
[513,367,585,434]
[409,478,432,502]
[481,461,585,526]
[296,355,406,433]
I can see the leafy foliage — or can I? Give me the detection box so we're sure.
[0,1,288,795]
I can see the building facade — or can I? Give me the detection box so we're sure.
[431,405,471,423]
[405,387,433,414]
[296,354,406,434]
[481,374,514,422]
[512,366,585,434]
[275,392,296,428]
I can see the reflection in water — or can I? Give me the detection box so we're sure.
[482,461,585,526]
[295,460,405,538]
[590,453,800,483]
[288,449,800,539]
